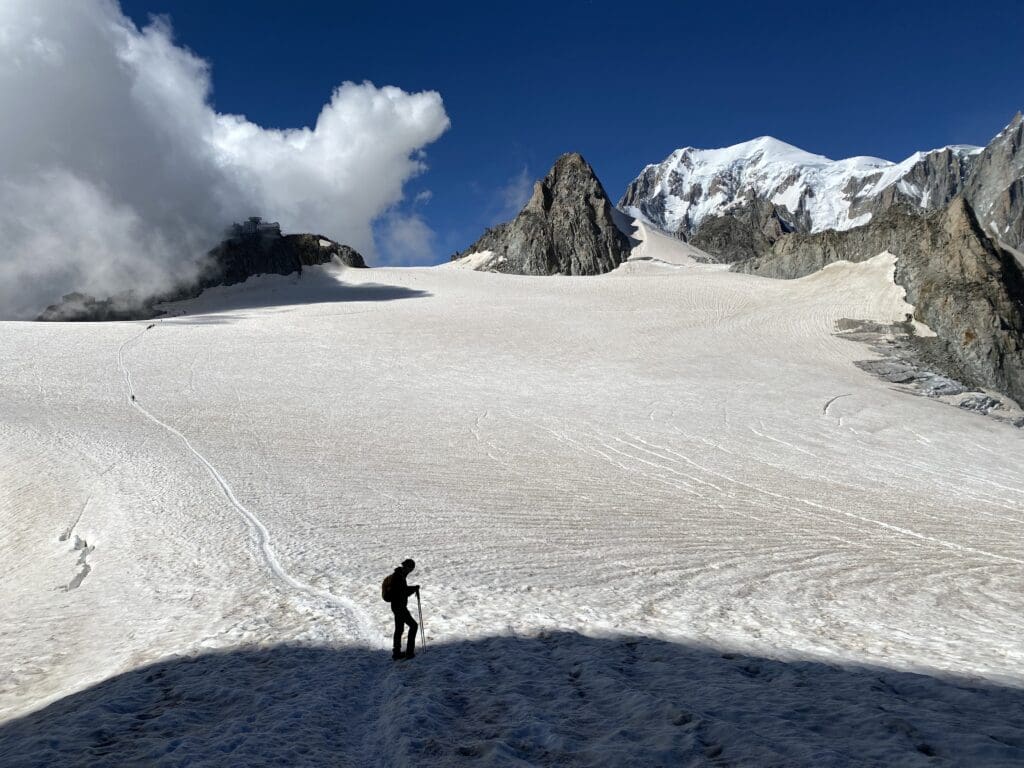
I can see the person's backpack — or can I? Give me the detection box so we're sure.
[381,573,394,602]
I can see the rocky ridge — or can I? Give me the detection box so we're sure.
[202,232,365,289]
[454,153,632,275]
[38,231,365,321]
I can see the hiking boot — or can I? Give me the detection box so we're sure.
[404,652,415,660]
[392,651,405,661]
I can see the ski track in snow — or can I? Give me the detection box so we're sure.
[116,327,379,646]
[605,422,1024,566]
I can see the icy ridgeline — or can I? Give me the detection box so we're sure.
[3,233,1024,764]
[620,113,1024,262]
[37,222,367,321]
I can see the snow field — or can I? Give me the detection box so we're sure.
[2,229,1023,764]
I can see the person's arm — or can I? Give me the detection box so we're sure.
[408,584,419,596]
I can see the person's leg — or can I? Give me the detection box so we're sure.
[392,609,405,658]
[403,607,418,656]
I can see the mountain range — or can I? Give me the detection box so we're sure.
[619,113,1023,261]
[38,112,1024,409]
[455,113,1024,409]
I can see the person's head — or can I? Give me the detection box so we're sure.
[401,558,415,574]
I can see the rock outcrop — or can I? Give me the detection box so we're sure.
[964,112,1024,250]
[733,198,1024,405]
[201,232,365,289]
[38,231,365,321]
[37,292,159,322]
[688,198,785,262]
[455,153,632,275]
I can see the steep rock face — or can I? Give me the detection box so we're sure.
[619,137,981,262]
[733,199,1024,404]
[869,146,979,213]
[688,198,784,262]
[965,113,1024,250]
[456,153,632,275]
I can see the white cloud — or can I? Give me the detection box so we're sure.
[376,213,438,267]
[498,166,534,219]
[0,0,450,318]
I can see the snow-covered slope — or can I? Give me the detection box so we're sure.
[3,249,1024,764]
[616,216,724,269]
[620,136,981,243]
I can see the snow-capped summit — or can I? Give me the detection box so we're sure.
[620,136,981,260]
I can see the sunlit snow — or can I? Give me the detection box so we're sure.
[2,224,1022,764]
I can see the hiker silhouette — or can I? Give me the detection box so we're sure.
[386,558,419,660]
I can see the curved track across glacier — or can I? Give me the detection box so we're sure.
[116,326,378,646]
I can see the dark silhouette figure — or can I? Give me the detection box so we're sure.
[388,558,419,660]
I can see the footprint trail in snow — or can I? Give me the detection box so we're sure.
[116,326,380,647]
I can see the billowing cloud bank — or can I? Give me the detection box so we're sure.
[0,0,450,318]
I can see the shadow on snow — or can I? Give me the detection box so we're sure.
[156,268,430,324]
[2,632,1022,766]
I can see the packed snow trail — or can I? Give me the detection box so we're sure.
[116,326,379,646]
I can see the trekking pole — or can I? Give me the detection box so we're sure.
[416,590,427,651]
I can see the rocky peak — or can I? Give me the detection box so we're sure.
[454,153,633,275]
[533,153,607,212]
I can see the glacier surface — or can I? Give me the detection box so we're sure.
[1,227,1022,765]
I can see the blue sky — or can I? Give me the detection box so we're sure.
[120,0,1023,264]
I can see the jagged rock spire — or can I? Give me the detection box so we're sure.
[456,153,633,275]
